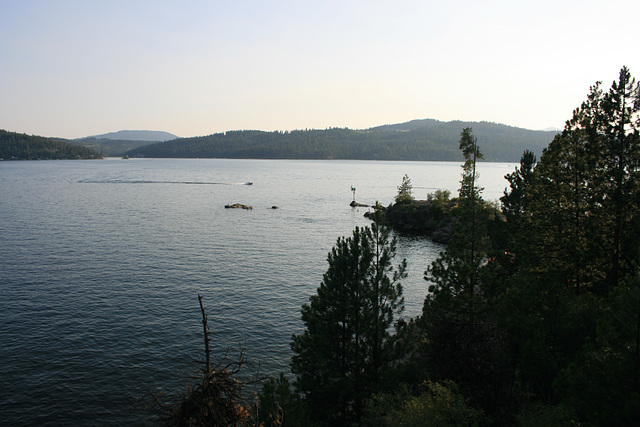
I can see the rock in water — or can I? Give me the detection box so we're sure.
[225,203,253,210]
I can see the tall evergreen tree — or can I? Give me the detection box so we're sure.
[421,129,509,414]
[542,67,640,424]
[395,174,414,203]
[425,128,488,314]
[501,150,536,231]
[492,150,537,279]
[290,209,405,425]
[365,206,407,383]
[556,261,640,424]
[579,66,640,291]
[529,127,595,295]
[488,66,640,409]
[492,107,602,401]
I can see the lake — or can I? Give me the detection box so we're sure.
[0,158,516,425]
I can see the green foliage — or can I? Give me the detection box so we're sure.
[530,129,600,294]
[515,402,579,427]
[474,66,640,425]
[395,174,414,204]
[0,129,102,160]
[576,66,640,290]
[384,199,452,239]
[514,66,640,297]
[458,127,484,201]
[501,150,536,224]
[256,373,306,426]
[427,189,451,215]
[554,262,640,425]
[363,381,486,427]
[145,66,640,427]
[419,130,519,421]
[255,66,639,427]
[425,128,489,305]
[489,150,537,281]
[75,137,155,157]
[492,69,640,402]
[290,209,406,425]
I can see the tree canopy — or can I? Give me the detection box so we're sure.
[290,210,406,425]
[331,66,640,426]
[0,130,102,160]
[134,66,640,426]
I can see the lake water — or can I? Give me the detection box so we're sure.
[0,158,515,426]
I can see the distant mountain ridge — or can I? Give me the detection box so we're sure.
[2,120,560,161]
[74,130,180,156]
[83,130,179,142]
[125,119,559,162]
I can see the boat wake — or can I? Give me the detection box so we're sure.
[80,179,253,185]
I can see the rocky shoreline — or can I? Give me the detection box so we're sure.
[364,200,454,244]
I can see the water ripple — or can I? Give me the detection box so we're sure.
[0,158,512,425]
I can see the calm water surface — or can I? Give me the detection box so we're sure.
[0,158,515,425]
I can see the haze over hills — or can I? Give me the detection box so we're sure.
[2,119,560,161]
[72,130,180,156]
[83,130,179,141]
[124,119,558,162]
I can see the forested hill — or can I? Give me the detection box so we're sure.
[86,130,178,141]
[75,130,180,156]
[75,137,161,157]
[0,129,102,160]
[125,120,557,162]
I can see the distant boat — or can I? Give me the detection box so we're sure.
[122,155,130,159]
[245,182,253,185]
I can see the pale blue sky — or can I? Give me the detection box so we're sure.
[1,0,638,139]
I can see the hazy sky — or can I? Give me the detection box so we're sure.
[1,0,638,139]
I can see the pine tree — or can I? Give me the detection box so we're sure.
[395,174,414,204]
[556,262,640,424]
[492,150,537,279]
[580,66,640,291]
[489,66,640,407]
[501,150,536,227]
[425,128,488,313]
[421,129,507,413]
[290,210,405,425]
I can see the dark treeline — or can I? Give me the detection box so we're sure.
[75,130,179,156]
[155,67,640,426]
[126,120,555,162]
[0,129,102,160]
[75,137,156,157]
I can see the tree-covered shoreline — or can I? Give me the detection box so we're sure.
[2,119,555,161]
[125,120,555,162]
[152,67,640,426]
[0,130,102,160]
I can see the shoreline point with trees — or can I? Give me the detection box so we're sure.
[149,66,639,426]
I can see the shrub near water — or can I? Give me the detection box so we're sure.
[363,381,486,427]
[395,174,414,204]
